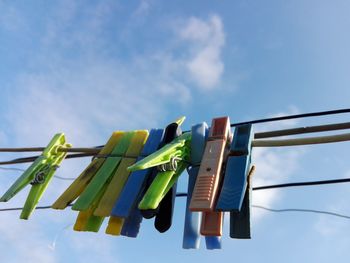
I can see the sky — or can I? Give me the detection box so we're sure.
[0,0,350,262]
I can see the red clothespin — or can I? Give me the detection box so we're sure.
[189,117,232,236]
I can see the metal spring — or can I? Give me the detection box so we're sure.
[31,165,59,185]
[157,157,181,172]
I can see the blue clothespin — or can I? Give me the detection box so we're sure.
[216,124,253,238]
[110,129,164,237]
[183,122,222,249]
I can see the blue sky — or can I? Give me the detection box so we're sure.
[1,0,350,262]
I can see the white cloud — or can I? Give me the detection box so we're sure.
[251,107,305,221]
[178,15,225,90]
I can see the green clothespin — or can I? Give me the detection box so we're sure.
[128,118,191,210]
[0,133,71,219]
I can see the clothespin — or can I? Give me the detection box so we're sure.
[93,130,148,217]
[52,131,124,209]
[72,130,148,234]
[189,117,231,237]
[128,117,190,233]
[110,129,164,237]
[0,133,71,219]
[128,134,190,209]
[230,165,255,239]
[70,131,133,211]
[183,122,221,249]
[154,119,183,233]
[73,184,106,232]
[216,124,253,211]
[216,124,253,238]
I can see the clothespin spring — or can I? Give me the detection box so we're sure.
[157,157,182,172]
[30,164,59,185]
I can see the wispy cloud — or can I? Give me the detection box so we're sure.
[178,15,225,90]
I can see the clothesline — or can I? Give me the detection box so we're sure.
[1,121,350,157]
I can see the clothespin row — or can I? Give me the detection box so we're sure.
[0,116,256,249]
[51,117,192,239]
[0,133,71,219]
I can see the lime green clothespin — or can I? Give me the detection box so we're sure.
[0,133,72,219]
[128,117,191,211]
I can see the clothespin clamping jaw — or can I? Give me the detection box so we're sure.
[216,124,254,238]
[127,117,191,232]
[183,122,221,250]
[111,128,164,237]
[189,117,232,237]
[0,133,71,219]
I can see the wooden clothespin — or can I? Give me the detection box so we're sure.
[0,133,71,219]
[190,117,232,237]
[216,124,254,238]
[183,122,221,249]
[110,129,164,237]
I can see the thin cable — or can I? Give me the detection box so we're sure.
[0,167,26,172]
[0,146,103,153]
[0,205,52,211]
[1,203,349,220]
[0,166,75,181]
[231,107,350,127]
[252,205,350,220]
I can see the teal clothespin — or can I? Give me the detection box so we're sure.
[127,117,191,211]
[0,133,71,219]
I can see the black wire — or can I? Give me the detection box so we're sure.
[252,178,350,190]
[230,108,350,127]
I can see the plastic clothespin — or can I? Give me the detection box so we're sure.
[230,165,254,239]
[109,129,164,237]
[71,131,136,212]
[183,122,221,249]
[74,184,107,232]
[0,133,71,219]
[128,117,190,233]
[73,130,148,234]
[128,134,190,209]
[93,130,148,218]
[216,124,253,211]
[52,131,124,210]
[216,124,253,238]
[154,119,183,233]
[189,117,231,237]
